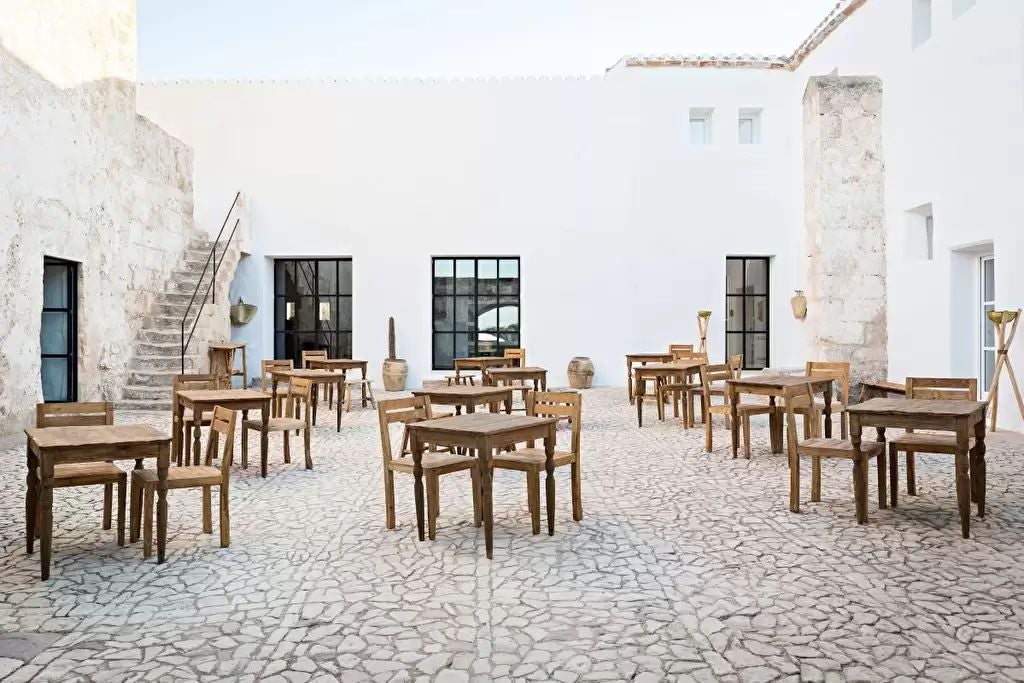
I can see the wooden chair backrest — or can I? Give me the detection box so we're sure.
[301,349,328,369]
[700,363,733,391]
[669,344,694,355]
[526,391,582,455]
[906,377,977,401]
[260,359,294,391]
[171,373,221,410]
[806,361,851,404]
[728,354,744,374]
[204,405,237,476]
[503,348,526,366]
[376,395,435,465]
[783,383,820,451]
[36,402,113,428]
[672,348,708,363]
[286,377,313,423]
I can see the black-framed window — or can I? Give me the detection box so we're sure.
[41,257,78,402]
[726,257,769,370]
[274,259,352,366]
[432,257,520,370]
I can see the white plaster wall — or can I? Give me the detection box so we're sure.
[138,70,809,388]
[794,0,1024,428]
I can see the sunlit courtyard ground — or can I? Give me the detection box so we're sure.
[1,388,1023,682]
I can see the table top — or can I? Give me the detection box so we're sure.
[635,360,703,372]
[208,342,246,350]
[848,398,987,418]
[270,368,345,379]
[728,374,831,389]
[860,379,907,394]
[306,358,367,366]
[407,412,556,436]
[455,357,513,364]
[26,424,169,450]
[177,389,271,403]
[412,386,514,398]
[626,353,674,361]
[487,366,547,375]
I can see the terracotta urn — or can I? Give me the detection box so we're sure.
[567,357,594,389]
[791,290,807,320]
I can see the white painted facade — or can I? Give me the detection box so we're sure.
[137,0,1024,429]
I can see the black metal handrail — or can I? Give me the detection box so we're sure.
[180,192,242,373]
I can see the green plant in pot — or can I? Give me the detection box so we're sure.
[382,317,408,391]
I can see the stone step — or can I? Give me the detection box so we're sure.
[139,328,182,344]
[121,385,172,402]
[130,354,202,372]
[156,292,201,306]
[117,398,173,411]
[135,341,187,356]
[128,367,200,387]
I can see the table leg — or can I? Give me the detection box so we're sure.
[504,394,512,415]
[260,404,270,478]
[627,359,634,405]
[312,383,319,427]
[888,442,898,509]
[850,416,867,524]
[480,437,494,559]
[545,425,556,537]
[822,384,833,439]
[955,427,972,538]
[175,404,185,467]
[412,432,426,542]
[39,456,54,580]
[876,427,888,510]
[635,371,644,428]
[972,415,986,517]
[191,418,202,468]
[25,442,38,555]
[768,396,779,455]
[730,391,740,458]
[655,378,665,422]
[336,382,342,432]
[361,363,368,407]
[157,444,169,563]
[541,374,547,391]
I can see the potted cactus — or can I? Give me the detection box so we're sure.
[382,317,408,391]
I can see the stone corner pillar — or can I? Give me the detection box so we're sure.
[802,76,887,394]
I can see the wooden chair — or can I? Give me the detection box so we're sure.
[301,350,333,405]
[172,373,222,466]
[699,364,772,454]
[503,347,526,367]
[782,383,887,523]
[242,376,314,471]
[343,378,378,411]
[668,344,694,355]
[260,359,294,418]
[131,406,236,557]
[888,377,978,503]
[34,402,126,546]
[687,354,742,427]
[806,361,851,438]
[493,391,583,533]
[377,396,480,539]
[658,367,702,427]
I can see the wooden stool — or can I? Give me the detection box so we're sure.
[344,379,377,411]
[445,374,476,387]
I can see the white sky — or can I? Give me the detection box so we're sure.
[137,0,838,81]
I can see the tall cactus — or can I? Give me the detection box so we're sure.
[388,316,397,360]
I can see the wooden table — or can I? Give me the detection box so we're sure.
[454,356,514,377]
[208,342,247,388]
[625,353,674,405]
[406,413,557,558]
[25,425,171,579]
[269,368,345,432]
[175,389,272,475]
[859,379,907,401]
[633,360,703,427]
[847,398,987,538]
[484,366,547,391]
[411,385,515,415]
[304,358,369,407]
[726,375,835,457]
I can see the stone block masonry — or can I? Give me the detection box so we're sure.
[803,76,887,393]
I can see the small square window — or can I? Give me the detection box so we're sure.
[738,108,762,144]
[689,108,713,145]
[912,0,932,48]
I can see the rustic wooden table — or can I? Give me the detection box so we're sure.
[176,389,272,475]
[411,385,515,415]
[269,368,345,432]
[406,412,557,559]
[858,379,907,401]
[847,398,987,538]
[484,366,547,391]
[633,360,703,427]
[25,424,171,579]
[304,358,369,407]
[454,357,515,379]
[726,375,835,457]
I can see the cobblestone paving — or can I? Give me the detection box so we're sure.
[1,388,1024,682]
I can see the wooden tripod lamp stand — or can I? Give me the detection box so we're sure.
[987,309,1024,431]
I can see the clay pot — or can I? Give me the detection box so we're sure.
[567,357,594,389]
[382,358,408,391]
[791,290,807,320]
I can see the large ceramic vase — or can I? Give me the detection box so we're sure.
[382,359,408,391]
[567,357,594,389]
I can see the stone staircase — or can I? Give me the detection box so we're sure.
[118,231,243,411]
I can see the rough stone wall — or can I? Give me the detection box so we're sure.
[0,2,203,433]
[802,76,887,392]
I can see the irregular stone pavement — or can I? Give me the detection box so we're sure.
[0,388,1023,682]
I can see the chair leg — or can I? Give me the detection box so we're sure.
[283,431,291,464]
[143,485,154,559]
[344,384,352,413]
[571,461,583,521]
[130,479,143,543]
[426,474,439,541]
[304,427,312,470]
[219,486,230,547]
[811,456,822,502]
[742,415,751,457]
[241,423,249,469]
[906,451,917,495]
[117,475,126,547]
[470,466,482,528]
[383,469,397,530]
[888,443,899,508]
[527,471,541,535]
[184,428,192,467]
[789,451,800,513]
[852,457,868,524]
[877,451,888,510]
[102,483,113,530]
[202,486,213,534]
[840,411,848,439]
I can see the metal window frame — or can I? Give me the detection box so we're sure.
[725,256,770,370]
[273,258,354,365]
[431,256,521,371]
[41,256,79,402]
[980,254,996,397]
